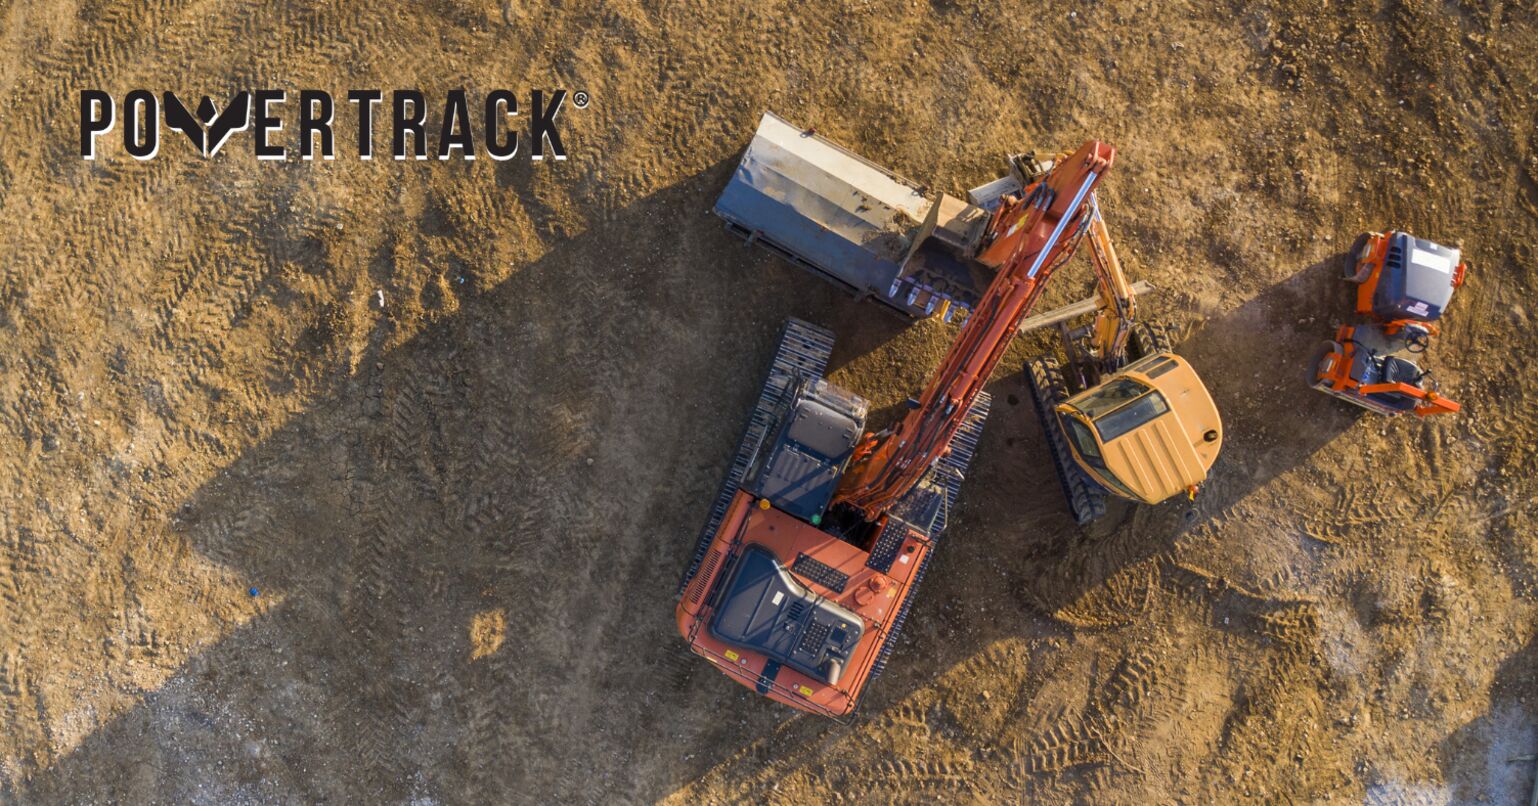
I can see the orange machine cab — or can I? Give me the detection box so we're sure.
[675,321,989,719]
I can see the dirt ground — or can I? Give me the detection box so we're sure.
[2,0,1537,802]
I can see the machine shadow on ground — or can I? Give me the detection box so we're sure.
[13,159,930,803]
[1438,631,1538,803]
[14,186,1376,802]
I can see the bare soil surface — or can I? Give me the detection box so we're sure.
[3,0,1538,802]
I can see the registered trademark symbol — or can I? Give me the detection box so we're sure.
[573,91,590,109]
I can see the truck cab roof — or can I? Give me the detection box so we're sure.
[1374,231,1460,322]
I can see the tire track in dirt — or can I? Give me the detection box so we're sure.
[983,558,1324,796]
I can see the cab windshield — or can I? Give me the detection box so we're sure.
[1066,376,1173,444]
[1094,390,1171,442]
[1068,377,1147,419]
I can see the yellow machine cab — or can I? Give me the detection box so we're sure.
[1056,352,1222,504]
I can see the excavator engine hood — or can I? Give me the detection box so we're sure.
[708,544,864,685]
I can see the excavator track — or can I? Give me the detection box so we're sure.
[1129,321,1173,358]
[868,392,991,681]
[937,392,991,524]
[1025,355,1107,525]
[677,318,835,595]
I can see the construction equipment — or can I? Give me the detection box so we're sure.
[1013,176,1221,524]
[1311,230,1466,416]
[715,113,1222,524]
[681,122,1223,717]
[713,111,994,319]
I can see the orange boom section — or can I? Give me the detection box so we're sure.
[832,140,1115,519]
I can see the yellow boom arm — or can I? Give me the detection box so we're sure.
[1083,195,1137,362]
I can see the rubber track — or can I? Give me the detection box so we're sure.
[1025,355,1106,525]
[1129,321,1173,359]
[868,392,991,682]
[676,319,834,595]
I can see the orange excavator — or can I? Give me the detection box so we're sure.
[677,141,1126,718]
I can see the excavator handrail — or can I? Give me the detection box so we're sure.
[832,141,1116,518]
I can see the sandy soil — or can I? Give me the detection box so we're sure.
[2,0,1537,802]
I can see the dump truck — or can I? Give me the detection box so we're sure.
[713,111,995,319]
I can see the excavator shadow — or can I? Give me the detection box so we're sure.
[1436,631,1538,803]
[8,157,933,803]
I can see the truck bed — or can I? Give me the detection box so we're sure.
[714,111,933,316]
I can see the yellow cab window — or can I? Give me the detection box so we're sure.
[1069,377,1147,419]
[1094,391,1171,442]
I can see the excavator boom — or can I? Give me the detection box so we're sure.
[832,140,1116,517]
[1084,197,1137,362]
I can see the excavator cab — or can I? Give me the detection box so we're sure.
[743,377,868,524]
[1026,312,1223,524]
[1054,353,1222,506]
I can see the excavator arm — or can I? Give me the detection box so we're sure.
[832,140,1117,519]
[1083,195,1137,362]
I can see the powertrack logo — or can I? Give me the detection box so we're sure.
[79,89,580,162]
